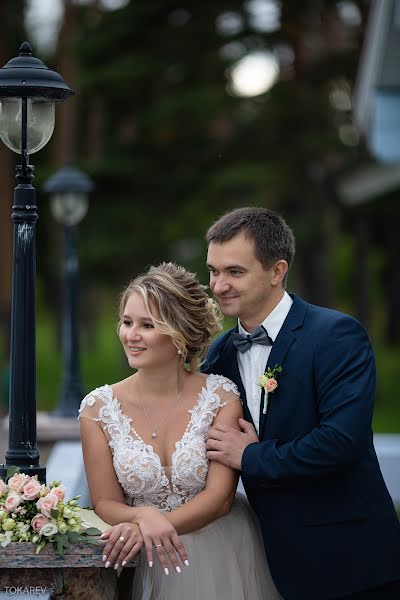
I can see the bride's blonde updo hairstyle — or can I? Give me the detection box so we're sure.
[118,262,222,372]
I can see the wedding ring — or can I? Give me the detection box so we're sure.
[155,543,163,547]
[119,536,125,542]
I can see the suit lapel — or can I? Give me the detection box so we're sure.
[211,330,255,426]
[221,335,244,396]
[258,295,307,437]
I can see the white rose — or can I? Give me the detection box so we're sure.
[0,530,13,548]
[8,473,29,493]
[39,522,59,537]
[0,479,9,496]
[4,492,22,513]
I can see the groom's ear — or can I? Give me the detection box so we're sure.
[271,260,288,287]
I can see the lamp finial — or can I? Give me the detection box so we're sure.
[19,42,33,56]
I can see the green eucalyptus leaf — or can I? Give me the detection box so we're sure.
[55,533,70,555]
[6,466,20,479]
[67,531,82,542]
[82,538,102,546]
[82,527,102,536]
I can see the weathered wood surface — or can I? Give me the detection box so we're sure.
[0,542,138,568]
[0,567,118,600]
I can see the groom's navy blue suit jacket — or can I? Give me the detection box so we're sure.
[203,295,400,600]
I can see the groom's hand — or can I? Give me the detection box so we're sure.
[206,418,259,470]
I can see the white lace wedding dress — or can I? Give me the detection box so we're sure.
[79,374,281,600]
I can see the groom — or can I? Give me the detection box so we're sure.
[203,207,400,600]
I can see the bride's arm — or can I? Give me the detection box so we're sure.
[80,414,136,524]
[164,393,243,534]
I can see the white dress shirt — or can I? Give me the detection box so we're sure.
[237,291,293,433]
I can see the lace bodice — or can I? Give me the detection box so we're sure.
[79,374,240,511]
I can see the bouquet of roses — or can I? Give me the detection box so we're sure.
[0,467,101,555]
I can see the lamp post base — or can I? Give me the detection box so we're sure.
[0,464,46,482]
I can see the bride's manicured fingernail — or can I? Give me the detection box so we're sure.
[184,559,189,566]
[164,567,169,575]
[122,560,127,567]
[114,563,119,570]
[176,566,181,574]
[100,533,106,539]
[105,561,110,569]
[149,561,153,568]
[102,555,107,562]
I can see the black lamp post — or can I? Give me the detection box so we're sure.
[43,165,94,417]
[0,43,74,481]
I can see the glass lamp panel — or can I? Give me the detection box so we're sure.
[50,192,89,226]
[0,98,55,154]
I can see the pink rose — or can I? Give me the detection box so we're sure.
[22,478,42,501]
[4,491,23,513]
[31,513,49,533]
[36,493,59,517]
[0,479,9,496]
[51,486,66,502]
[264,378,278,393]
[8,473,30,493]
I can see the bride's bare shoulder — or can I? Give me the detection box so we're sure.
[110,374,136,396]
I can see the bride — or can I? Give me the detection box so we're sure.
[79,262,280,600]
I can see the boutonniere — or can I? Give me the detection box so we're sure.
[258,365,282,414]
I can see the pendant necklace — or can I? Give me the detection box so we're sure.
[136,377,184,439]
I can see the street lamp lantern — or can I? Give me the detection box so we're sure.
[46,164,93,226]
[0,43,74,482]
[44,165,94,417]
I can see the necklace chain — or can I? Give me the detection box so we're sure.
[136,377,184,439]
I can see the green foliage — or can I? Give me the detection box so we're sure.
[37,308,130,411]
[372,343,400,433]
[5,465,19,480]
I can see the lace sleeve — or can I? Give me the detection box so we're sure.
[219,388,242,409]
[78,387,106,421]
[217,378,241,408]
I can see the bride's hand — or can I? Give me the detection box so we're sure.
[100,522,143,570]
[134,506,189,574]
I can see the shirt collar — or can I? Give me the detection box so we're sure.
[238,291,293,341]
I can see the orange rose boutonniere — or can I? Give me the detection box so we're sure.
[258,365,282,414]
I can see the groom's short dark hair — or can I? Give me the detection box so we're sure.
[206,207,295,273]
